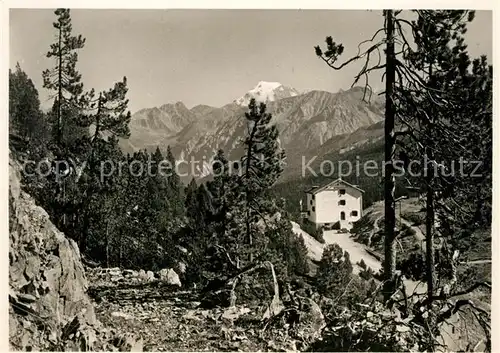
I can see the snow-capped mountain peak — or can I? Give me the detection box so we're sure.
[254,81,282,92]
[235,81,299,106]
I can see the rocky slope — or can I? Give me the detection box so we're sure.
[9,156,99,350]
[8,152,324,351]
[9,156,148,351]
[121,84,384,180]
[132,101,196,135]
[86,271,325,352]
[120,101,197,154]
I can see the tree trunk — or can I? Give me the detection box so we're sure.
[79,208,88,254]
[91,94,102,149]
[383,9,397,300]
[247,211,253,263]
[57,25,63,145]
[244,118,258,264]
[105,219,110,268]
[119,232,123,268]
[425,177,435,307]
[425,63,435,308]
[56,25,67,230]
[62,181,67,228]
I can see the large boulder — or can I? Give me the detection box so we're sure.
[158,268,181,286]
[137,269,148,281]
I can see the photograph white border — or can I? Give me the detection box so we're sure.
[1,1,497,352]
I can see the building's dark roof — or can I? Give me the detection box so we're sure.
[305,186,320,193]
[305,178,365,195]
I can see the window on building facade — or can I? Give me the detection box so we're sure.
[351,210,358,217]
[339,200,346,206]
[339,189,346,195]
[312,206,315,212]
[340,211,345,220]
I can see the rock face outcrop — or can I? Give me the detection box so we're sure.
[9,157,97,350]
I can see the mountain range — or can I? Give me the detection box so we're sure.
[119,81,385,181]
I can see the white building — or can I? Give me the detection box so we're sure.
[303,178,364,230]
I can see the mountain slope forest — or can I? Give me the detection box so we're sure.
[120,85,385,182]
[9,9,492,352]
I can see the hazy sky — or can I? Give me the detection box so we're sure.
[10,9,492,113]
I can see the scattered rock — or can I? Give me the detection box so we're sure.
[113,333,143,352]
[190,301,201,309]
[182,310,203,322]
[123,269,138,277]
[105,267,122,277]
[158,268,181,286]
[221,306,252,322]
[111,311,134,320]
[396,324,411,333]
[17,293,37,303]
[138,269,148,281]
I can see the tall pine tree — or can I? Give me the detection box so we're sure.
[237,99,286,263]
[77,78,132,253]
[9,63,47,145]
[42,8,87,151]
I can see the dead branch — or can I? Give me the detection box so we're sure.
[227,260,283,320]
[317,42,382,71]
[433,281,491,302]
[436,299,490,325]
[214,244,240,270]
[356,27,386,57]
[394,195,409,203]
